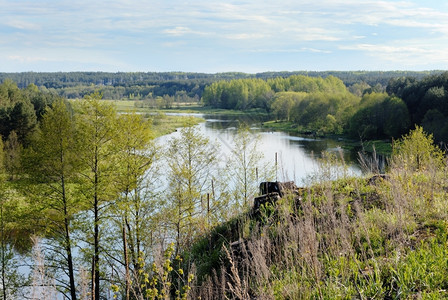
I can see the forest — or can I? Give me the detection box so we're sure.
[0,71,447,299]
[2,70,448,144]
[0,70,441,101]
[0,80,274,299]
[202,72,448,143]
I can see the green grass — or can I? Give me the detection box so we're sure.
[98,100,204,138]
[149,113,204,138]
[261,120,302,133]
[102,99,147,112]
[361,140,393,155]
[102,99,269,116]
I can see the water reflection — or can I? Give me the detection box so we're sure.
[157,114,362,185]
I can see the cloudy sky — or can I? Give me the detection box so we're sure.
[1,0,448,73]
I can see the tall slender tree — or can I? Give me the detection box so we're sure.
[75,92,121,300]
[226,125,274,208]
[113,112,157,299]
[25,99,80,299]
[165,120,219,253]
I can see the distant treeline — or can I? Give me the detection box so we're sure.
[1,70,447,143]
[0,71,442,100]
[203,72,448,143]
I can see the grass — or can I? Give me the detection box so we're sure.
[102,99,147,112]
[102,99,269,117]
[96,100,204,138]
[261,120,301,133]
[183,131,448,299]
[341,139,393,156]
[149,113,204,138]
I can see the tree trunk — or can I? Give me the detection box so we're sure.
[122,222,130,300]
[93,147,100,300]
[61,170,77,300]
[1,203,7,300]
[94,196,100,300]
[63,203,77,300]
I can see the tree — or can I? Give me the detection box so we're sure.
[113,112,157,299]
[391,126,445,172]
[226,126,273,208]
[0,80,37,145]
[0,139,15,300]
[25,99,79,299]
[4,131,22,181]
[165,120,219,253]
[422,109,448,143]
[0,192,27,300]
[271,92,298,121]
[75,92,121,299]
[24,83,59,121]
[348,93,410,140]
[0,136,30,300]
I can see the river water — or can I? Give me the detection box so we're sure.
[157,114,362,186]
[16,113,363,299]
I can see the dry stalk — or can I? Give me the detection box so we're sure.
[30,236,57,300]
[223,246,249,300]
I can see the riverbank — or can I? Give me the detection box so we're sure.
[150,113,204,138]
[261,120,392,155]
[103,100,269,116]
[100,100,204,138]
[105,100,392,155]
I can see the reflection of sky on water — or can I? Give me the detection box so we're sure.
[156,114,362,186]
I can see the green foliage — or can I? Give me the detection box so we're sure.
[348,93,410,139]
[422,109,448,143]
[391,126,445,172]
[388,240,448,298]
[112,243,195,300]
[165,122,220,252]
[271,92,306,121]
[202,78,272,110]
[387,72,448,142]
[226,125,273,208]
[0,80,58,145]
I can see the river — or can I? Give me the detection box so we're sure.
[157,113,362,186]
[16,113,364,299]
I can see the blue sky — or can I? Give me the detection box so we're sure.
[1,0,448,73]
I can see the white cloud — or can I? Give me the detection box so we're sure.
[249,47,331,54]
[164,27,194,36]
[2,0,448,71]
[225,33,267,40]
[4,18,40,30]
[340,41,448,66]
[8,55,48,63]
[301,47,332,54]
[163,26,209,37]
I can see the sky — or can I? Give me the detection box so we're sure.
[1,0,448,73]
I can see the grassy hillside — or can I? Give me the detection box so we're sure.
[181,127,448,299]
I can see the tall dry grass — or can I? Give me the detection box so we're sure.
[190,144,448,299]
